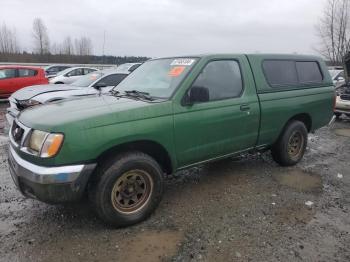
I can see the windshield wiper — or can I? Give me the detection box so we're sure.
[123,90,155,101]
[109,89,155,101]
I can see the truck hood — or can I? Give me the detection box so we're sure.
[11,84,80,101]
[18,94,171,131]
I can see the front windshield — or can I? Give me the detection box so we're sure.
[71,72,104,87]
[114,58,197,98]
[56,67,72,76]
[116,63,133,72]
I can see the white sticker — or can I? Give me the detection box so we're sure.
[170,58,195,66]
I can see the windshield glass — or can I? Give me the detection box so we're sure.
[116,63,133,72]
[56,67,73,76]
[114,58,197,98]
[71,72,104,87]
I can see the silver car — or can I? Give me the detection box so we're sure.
[49,67,98,84]
[329,69,345,88]
[6,69,131,124]
[44,65,71,78]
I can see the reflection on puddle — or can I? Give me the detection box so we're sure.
[273,169,322,192]
[334,128,350,138]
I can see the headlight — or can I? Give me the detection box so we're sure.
[28,130,64,158]
[18,99,41,108]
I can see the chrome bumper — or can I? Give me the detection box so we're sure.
[8,146,96,203]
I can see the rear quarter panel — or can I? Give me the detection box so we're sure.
[247,54,334,146]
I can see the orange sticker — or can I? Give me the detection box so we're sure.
[168,66,185,77]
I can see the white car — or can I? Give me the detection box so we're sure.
[49,67,98,84]
[6,68,132,125]
[335,91,350,118]
[329,69,345,88]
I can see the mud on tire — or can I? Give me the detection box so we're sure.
[89,151,164,227]
[271,120,308,166]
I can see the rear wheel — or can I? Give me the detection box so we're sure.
[271,121,308,166]
[89,151,164,227]
[54,82,64,84]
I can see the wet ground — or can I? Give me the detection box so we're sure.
[0,101,349,261]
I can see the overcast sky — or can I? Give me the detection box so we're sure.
[1,0,326,57]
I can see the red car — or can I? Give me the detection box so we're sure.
[0,66,48,98]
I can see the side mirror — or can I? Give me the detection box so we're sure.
[94,82,107,90]
[184,86,209,105]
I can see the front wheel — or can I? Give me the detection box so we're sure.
[89,152,164,227]
[271,121,308,166]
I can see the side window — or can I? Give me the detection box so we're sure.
[67,69,83,77]
[98,74,127,86]
[263,60,298,87]
[296,62,323,83]
[0,69,16,79]
[84,68,96,75]
[18,69,37,77]
[191,60,243,101]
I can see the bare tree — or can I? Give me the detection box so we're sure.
[0,23,20,54]
[62,36,74,55]
[316,0,350,64]
[75,37,93,56]
[32,18,50,55]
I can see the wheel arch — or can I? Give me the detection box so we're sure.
[288,113,312,132]
[96,140,174,175]
[273,113,312,145]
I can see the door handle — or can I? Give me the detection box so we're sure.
[240,104,250,111]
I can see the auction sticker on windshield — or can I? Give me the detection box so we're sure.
[170,58,195,66]
[168,66,186,77]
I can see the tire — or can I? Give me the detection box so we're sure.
[54,82,64,84]
[89,151,164,227]
[271,121,308,166]
[346,114,350,118]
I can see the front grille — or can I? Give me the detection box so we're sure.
[11,121,24,145]
[340,94,350,101]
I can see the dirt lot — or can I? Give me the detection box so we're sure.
[0,101,349,262]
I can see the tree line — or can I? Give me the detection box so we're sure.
[316,0,350,65]
[0,18,149,64]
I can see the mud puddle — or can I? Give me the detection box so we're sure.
[334,128,350,137]
[272,169,322,192]
[22,229,183,262]
[274,203,315,225]
[117,230,183,262]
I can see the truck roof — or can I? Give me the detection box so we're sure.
[154,53,323,61]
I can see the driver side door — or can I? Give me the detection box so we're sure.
[173,58,260,167]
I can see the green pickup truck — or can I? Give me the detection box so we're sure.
[8,54,334,226]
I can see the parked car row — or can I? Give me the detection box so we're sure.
[0,63,141,99]
[6,68,133,123]
[6,54,335,227]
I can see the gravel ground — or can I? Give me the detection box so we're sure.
[0,101,349,262]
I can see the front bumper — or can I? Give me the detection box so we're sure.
[8,146,96,203]
[335,98,350,114]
